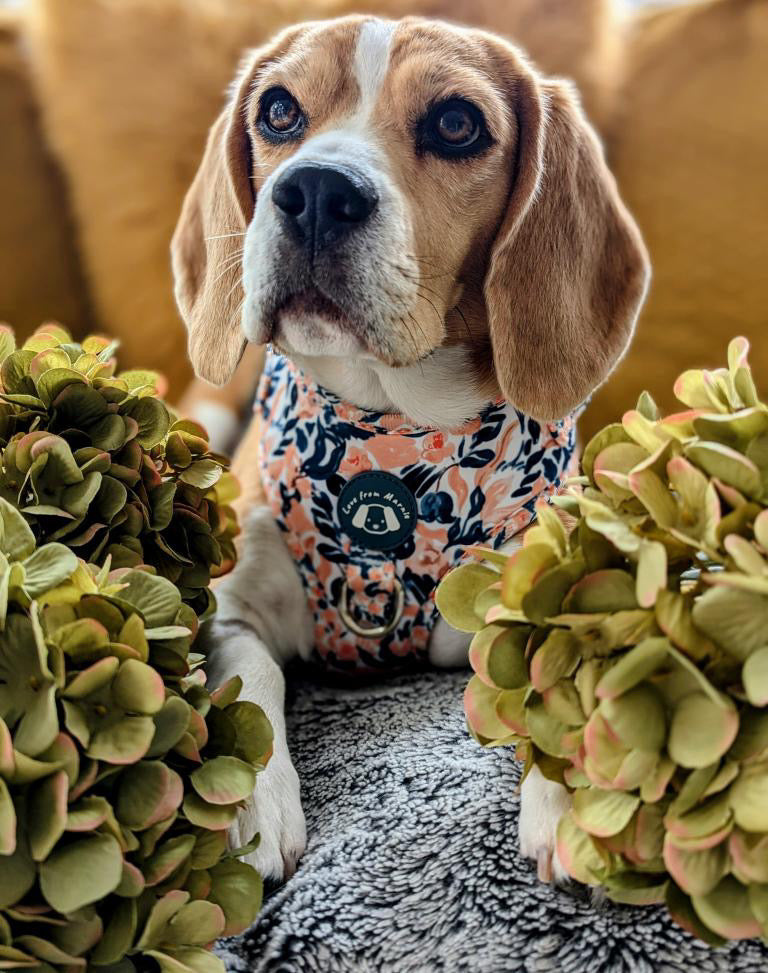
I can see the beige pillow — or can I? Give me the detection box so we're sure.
[26,0,619,399]
[584,0,768,438]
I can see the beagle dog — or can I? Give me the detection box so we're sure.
[171,16,649,885]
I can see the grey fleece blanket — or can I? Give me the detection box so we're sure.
[217,668,768,973]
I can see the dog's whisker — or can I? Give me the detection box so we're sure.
[208,251,245,288]
[414,279,452,306]
[208,263,242,291]
[212,246,245,262]
[452,302,474,344]
[407,270,456,282]
[414,289,444,330]
[222,276,245,308]
[390,260,453,281]
[385,257,456,284]
[222,292,246,348]
[205,232,246,241]
[397,312,420,359]
[397,316,423,371]
[404,254,450,270]
[405,313,428,377]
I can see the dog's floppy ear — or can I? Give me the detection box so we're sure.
[484,57,650,420]
[172,30,301,385]
[170,65,254,385]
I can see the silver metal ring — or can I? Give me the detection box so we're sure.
[338,578,405,639]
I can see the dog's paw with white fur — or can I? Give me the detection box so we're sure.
[518,765,572,885]
[231,748,307,881]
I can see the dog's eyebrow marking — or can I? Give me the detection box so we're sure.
[353,19,395,121]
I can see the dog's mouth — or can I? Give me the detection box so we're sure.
[257,280,424,366]
[277,288,350,326]
[268,286,372,358]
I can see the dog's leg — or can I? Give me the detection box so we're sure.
[428,616,471,667]
[518,765,571,883]
[205,506,312,880]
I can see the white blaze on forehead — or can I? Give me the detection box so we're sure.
[282,18,397,165]
[353,19,396,122]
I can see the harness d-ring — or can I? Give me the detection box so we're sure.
[338,577,405,639]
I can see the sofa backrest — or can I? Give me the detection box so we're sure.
[0,9,91,339]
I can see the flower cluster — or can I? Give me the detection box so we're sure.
[437,338,768,944]
[0,324,238,617]
[0,325,267,972]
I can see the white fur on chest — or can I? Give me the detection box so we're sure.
[288,344,491,430]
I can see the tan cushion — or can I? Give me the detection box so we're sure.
[584,0,768,438]
[26,0,618,398]
[0,11,90,340]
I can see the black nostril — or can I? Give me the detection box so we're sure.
[272,164,378,253]
[329,189,375,224]
[272,180,305,217]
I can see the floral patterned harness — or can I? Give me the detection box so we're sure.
[257,351,578,674]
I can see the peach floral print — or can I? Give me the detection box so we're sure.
[258,351,579,675]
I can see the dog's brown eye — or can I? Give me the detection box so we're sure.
[260,88,304,139]
[435,105,477,146]
[420,99,489,159]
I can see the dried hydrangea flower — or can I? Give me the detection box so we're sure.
[438,337,768,945]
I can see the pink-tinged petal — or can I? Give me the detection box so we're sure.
[583,713,625,788]
[692,878,763,940]
[665,793,733,847]
[613,749,658,791]
[468,628,496,686]
[0,718,14,776]
[28,770,69,861]
[627,804,665,864]
[143,834,196,887]
[663,836,729,896]
[463,676,509,740]
[63,657,120,699]
[712,478,747,509]
[187,708,209,750]
[0,778,17,854]
[69,759,99,802]
[728,830,768,884]
[173,732,202,763]
[666,822,735,851]
[640,756,676,804]
[87,716,155,765]
[660,410,706,439]
[66,800,109,832]
[583,757,616,790]
[555,812,606,885]
[495,690,527,735]
[570,745,587,772]
[561,730,585,757]
[729,336,750,370]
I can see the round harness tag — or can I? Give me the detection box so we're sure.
[338,471,417,551]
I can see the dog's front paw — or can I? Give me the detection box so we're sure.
[231,748,306,882]
[518,765,572,885]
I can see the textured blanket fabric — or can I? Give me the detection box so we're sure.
[217,668,768,973]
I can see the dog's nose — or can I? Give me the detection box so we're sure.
[272,165,378,253]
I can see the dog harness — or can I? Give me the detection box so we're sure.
[257,350,578,674]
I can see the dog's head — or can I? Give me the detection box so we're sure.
[172,16,649,420]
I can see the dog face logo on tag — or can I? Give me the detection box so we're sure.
[338,472,417,551]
